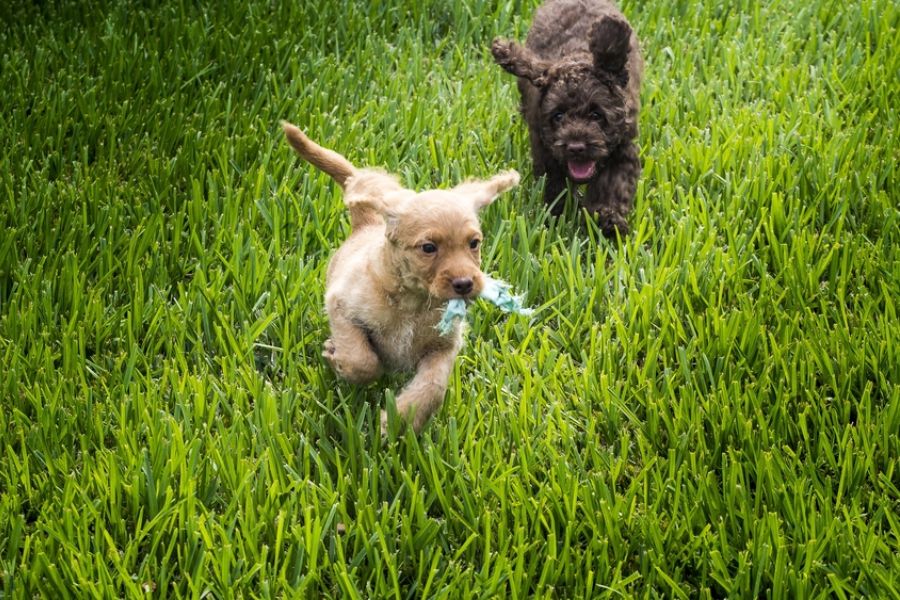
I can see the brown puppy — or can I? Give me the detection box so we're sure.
[282,121,519,434]
[492,0,642,236]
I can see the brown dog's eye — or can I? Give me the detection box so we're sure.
[422,242,438,255]
[551,111,565,124]
[591,111,605,123]
[469,238,481,250]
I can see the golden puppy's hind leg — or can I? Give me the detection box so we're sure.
[281,121,356,187]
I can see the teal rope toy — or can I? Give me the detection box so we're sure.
[437,276,533,335]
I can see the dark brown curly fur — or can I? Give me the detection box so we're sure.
[492,0,643,236]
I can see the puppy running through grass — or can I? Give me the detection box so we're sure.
[282,121,519,434]
[492,0,642,236]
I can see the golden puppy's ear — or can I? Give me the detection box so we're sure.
[349,193,407,238]
[343,174,411,231]
[344,197,389,230]
[453,170,520,210]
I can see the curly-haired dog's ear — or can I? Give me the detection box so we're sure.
[491,39,550,88]
[454,170,520,210]
[589,16,632,85]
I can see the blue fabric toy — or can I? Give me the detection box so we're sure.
[437,276,533,335]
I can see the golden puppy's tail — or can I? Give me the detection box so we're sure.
[281,121,356,187]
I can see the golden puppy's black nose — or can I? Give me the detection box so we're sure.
[452,278,474,295]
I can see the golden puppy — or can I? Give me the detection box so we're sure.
[282,121,519,434]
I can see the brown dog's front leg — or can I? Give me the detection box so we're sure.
[524,125,568,216]
[583,143,640,237]
[542,170,569,216]
[382,349,458,435]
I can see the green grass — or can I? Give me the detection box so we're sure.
[1,0,898,597]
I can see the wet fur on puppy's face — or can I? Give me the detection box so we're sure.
[385,192,485,300]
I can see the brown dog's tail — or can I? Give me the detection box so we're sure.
[281,121,356,187]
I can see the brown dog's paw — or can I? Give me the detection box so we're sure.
[599,213,630,239]
[491,38,513,64]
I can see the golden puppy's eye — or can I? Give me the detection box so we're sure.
[469,238,481,250]
[421,242,438,255]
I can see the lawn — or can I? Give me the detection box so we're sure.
[1,0,898,597]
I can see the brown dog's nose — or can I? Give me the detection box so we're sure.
[567,141,587,155]
[451,278,473,296]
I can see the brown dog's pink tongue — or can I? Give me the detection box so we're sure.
[567,160,596,180]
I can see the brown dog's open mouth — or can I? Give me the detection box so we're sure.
[567,160,596,181]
